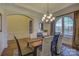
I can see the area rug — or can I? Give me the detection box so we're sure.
[61,44,79,56]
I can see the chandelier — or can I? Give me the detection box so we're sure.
[42,4,55,23]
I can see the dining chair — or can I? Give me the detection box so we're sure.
[51,33,61,56]
[37,32,44,38]
[37,36,53,56]
[14,35,34,56]
[57,34,62,55]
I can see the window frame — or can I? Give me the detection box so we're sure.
[55,13,74,39]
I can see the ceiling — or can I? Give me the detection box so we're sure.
[15,3,74,14]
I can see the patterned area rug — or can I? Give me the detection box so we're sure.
[61,44,79,56]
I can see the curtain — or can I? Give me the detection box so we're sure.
[72,11,79,49]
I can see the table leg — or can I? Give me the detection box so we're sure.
[33,47,37,56]
[27,42,29,47]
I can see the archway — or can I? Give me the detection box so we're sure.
[7,14,33,40]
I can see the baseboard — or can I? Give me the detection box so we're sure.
[0,48,5,56]
[0,52,1,56]
[0,43,8,56]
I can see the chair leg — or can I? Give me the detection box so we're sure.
[27,42,29,47]
[33,47,38,56]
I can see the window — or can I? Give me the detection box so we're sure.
[55,17,62,34]
[64,16,73,38]
[55,13,74,38]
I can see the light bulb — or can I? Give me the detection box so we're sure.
[47,14,52,19]
[44,14,47,17]
[42,16,46,21]
[49,14,52,17]
[42,17,45,19]
[42,18,44,21]
[47,16,51,19]
[50,19,53,22]
[50,17,55,22]
[52,17,55,20]
[46,19,49,22]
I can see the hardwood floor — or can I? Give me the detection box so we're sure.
[1,38,28,56]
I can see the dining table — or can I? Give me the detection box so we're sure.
[30,39,43,56]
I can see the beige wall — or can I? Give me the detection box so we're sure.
[7,15,30,40]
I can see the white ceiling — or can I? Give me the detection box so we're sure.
[15,3,74,14]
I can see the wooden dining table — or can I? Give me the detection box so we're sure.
[30,39,43,56]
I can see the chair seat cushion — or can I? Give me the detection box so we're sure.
[21,47,33,55]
